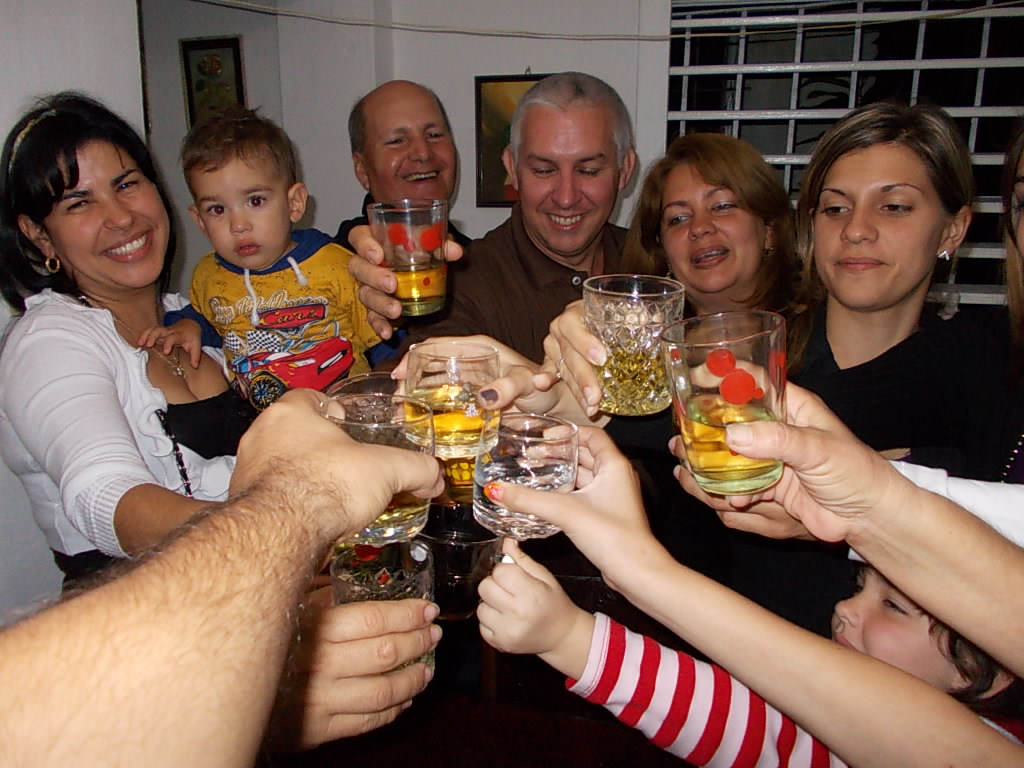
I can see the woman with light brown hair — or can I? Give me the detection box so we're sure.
[620,132,799,317]
[787,101,974,374]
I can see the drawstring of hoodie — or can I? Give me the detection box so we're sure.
[243,268,260,325]
[286,256,309,287]
[243,257,309,326]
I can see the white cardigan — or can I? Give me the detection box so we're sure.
[0,290,234,557]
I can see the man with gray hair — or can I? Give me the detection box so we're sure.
[349,71,637,363]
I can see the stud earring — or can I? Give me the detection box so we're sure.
[937,249,951,261]
[44,255,61,274]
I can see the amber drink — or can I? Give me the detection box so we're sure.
[662,311,786,495]
[406,341,500,504]
[410,383,498,503]
[368,199,447,316]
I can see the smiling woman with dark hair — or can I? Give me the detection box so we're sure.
[0,91,254,583]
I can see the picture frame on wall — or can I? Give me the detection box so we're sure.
[179,36,246,128]
[474,73,547,207]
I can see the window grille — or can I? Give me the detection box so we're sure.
[669,0,1024,306]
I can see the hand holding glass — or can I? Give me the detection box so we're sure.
[405,341,500,504]
[331,540,435,668]
[367,199,447,316]
[582,274,685,416]
[320,393,434,543]
[472,413,579,539]
[662,311,786,495]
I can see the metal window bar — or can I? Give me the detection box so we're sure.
[670,0,1024,306]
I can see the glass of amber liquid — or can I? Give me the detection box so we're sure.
[321,392,434,543]
[368,199,447,316]
[405,340,500,504]
[583,274,685,416]
[662,311,786,495]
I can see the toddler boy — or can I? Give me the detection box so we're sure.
[181,107,378,409]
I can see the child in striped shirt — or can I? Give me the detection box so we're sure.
[479,540,1023,766]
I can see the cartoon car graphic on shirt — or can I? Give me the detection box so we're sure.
[232,335,354,410]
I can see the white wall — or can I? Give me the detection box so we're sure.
[0,0,145,624]
[140,0,284,293]
[274,0,671,240]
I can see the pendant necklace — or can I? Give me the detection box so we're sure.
[78,295,186,378]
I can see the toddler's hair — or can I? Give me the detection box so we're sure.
[181,106,298,194]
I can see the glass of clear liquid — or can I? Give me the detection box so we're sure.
[472,412,579,539]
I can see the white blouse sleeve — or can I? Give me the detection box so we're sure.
[1,318,155,556]
[889,463,1024,547]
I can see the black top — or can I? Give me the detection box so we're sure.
[801,304,1020,480]
[163,387,257,459]
[730,303,1024,635]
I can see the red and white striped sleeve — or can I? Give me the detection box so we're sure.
[567,613,846,768]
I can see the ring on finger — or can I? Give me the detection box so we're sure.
[553,356,565,382]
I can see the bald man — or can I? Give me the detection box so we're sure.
[335,80,470,248]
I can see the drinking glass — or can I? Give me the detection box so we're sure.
[367,199,448,316]
[320,392,434,543]
[417,503,500,621]
[582,274,686,416]
[331,540,435,668]
[472,412,579,539]
[325,371,399,397]
[662,310,786,495]
[405,340,500,504]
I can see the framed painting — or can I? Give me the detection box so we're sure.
[474,73,547,207]
[180,36,246,128]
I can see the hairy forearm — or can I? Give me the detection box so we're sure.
[609,553,1024,767]
[846,483,1024,677]
[0,483,329,768]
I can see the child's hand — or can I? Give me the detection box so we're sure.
[137,318,203,368]
[482,427,671,593]
[477,539,593,680]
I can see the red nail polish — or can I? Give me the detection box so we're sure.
[485,482,502,501]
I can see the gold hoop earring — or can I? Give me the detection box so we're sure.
[44,256,61,274]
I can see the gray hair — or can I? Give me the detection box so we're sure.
[508,72,634,166]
